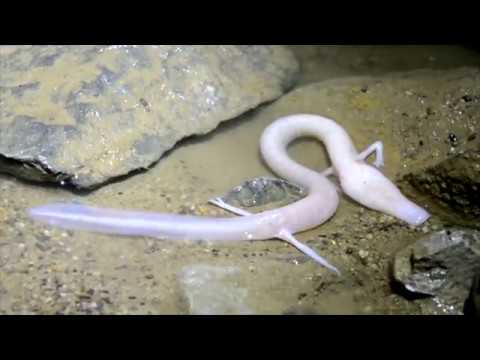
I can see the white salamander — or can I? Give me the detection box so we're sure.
[28,114,430,274]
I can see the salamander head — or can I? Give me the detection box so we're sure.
[339,162,430,226]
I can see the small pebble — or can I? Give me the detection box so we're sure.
[358,250,369,259]
[35,242,50,251]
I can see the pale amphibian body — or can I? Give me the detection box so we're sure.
[29,114,430,274]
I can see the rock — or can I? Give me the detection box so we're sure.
[402,149,480,225]
[0,45,298,188]
[178,264,253,315]
[393,228,480,314]
[216,176,306,212]
[463,271,480,318]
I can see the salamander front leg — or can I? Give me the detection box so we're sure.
[208,197,252,216]
[320,141,384,177]
[208,197,341,275]
[357,140,384,168]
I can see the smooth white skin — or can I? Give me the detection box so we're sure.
[28,114,430,273]
[260,114,430,226]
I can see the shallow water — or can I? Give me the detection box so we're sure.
[1,46,479,314]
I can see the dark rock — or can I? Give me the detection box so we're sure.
[463,272,480,318]
[0,45,298,188]
[393,228,480,314]
[402,149,480,223]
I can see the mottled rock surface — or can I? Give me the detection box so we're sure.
[178,264,253,315]
[403,149,480,225]
[393,228,480,314]
[0,45,299,188]
[464,272,480,317]
[216,176,306,211]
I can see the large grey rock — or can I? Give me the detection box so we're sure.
[393,228,480,314]
[0,45,298,188]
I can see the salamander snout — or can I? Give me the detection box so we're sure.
[339,163,430,226]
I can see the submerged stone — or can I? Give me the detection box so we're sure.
[0,45,299,188]
[217,176,306,212]
[393,228,480,314]
[178,264,253,315]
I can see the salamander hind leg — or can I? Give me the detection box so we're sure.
[277,230,340,275]
[209,197,341,274]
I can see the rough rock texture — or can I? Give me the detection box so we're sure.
[0,45,299,188]
[463,271,480,317]
[403,149,480,225]
[393,228,480,314]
